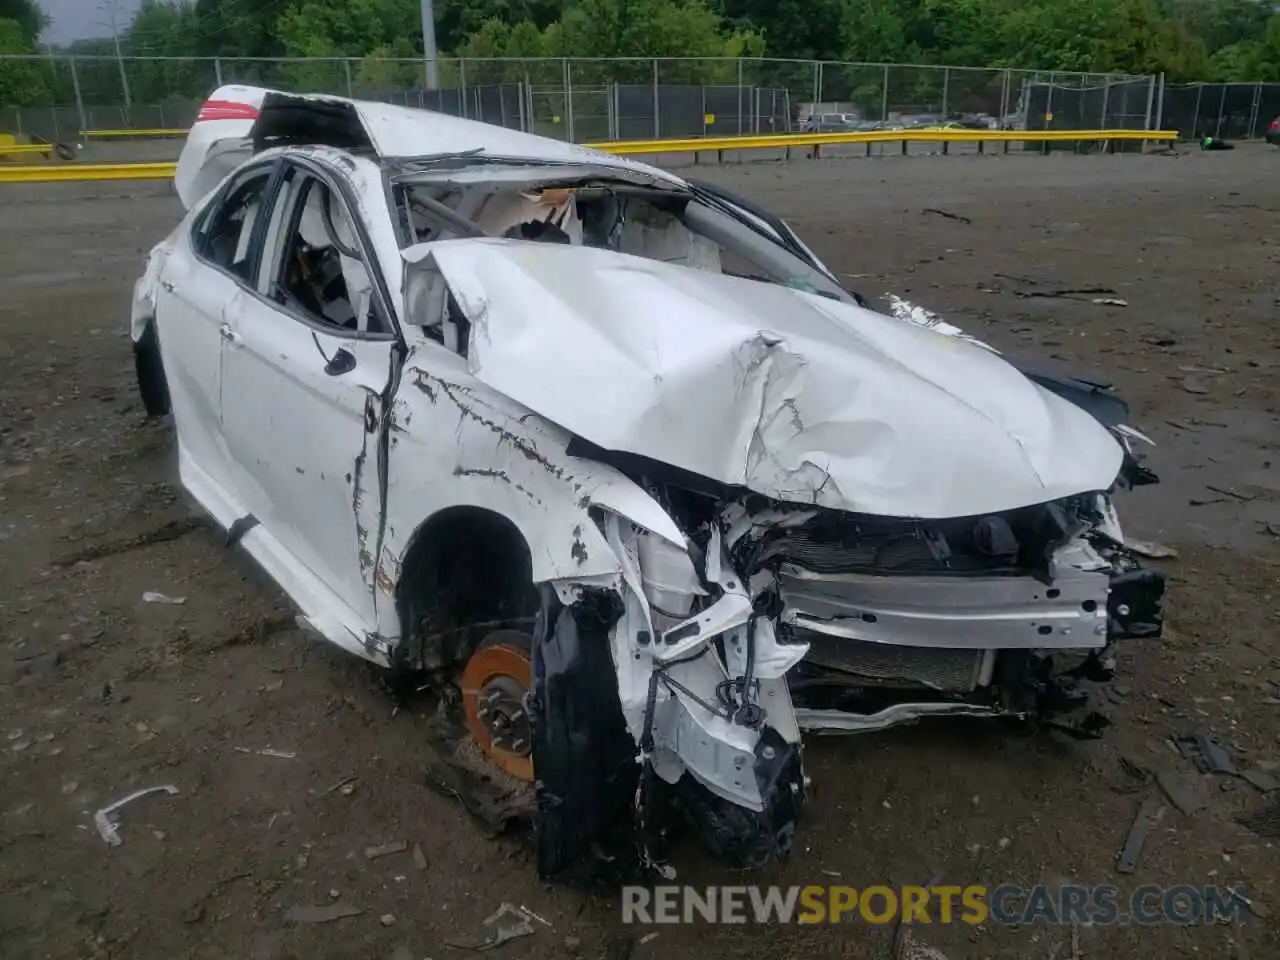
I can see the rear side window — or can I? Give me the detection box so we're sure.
[193,169,272,283]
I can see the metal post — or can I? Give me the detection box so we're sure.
[564,59,575,142]
[517,79,528,133]
[812,61,820,111]
[942,66,950,118]
[101,1,132,113]
[652,58,660,139]
[525,72,534,134]
[881,64,890,122]
[214,57,224,87]
[420,0,439,89]
[1247,82,1261,139]
[343,58,354,97]
[701,83,707,136]
[737,58,744,135]
[69,57,89,136]
[999,68,1011,127]
[1214,83,1227,137]
[1153,72,1165,133]
[1100,80,1111,131]
[1191,84,1203,138]
[459,58,468,118]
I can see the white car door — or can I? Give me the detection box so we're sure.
[218,158,399,641]
[155,161,278,518]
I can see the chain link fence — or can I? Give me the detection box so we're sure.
[1159,82,1280,139]
[7,55,1273,145]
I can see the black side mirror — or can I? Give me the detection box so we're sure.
[324,348,356,377]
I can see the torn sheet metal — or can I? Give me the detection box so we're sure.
[884,294,993,350]
[408,240,1124,520]
[175,84,686,210]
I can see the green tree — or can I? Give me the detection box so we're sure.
[0,0,44,43]
[0,16,50,106]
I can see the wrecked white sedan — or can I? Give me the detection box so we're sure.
[132,85,1165,880]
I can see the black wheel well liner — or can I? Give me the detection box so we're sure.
[393,505,539,670]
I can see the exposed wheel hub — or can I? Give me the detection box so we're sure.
[460,633,534,782]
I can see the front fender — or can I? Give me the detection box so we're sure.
[383,360,682,586]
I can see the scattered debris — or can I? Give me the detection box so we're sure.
[318,775,357,796]
[1124,538,1179,560]
[1180,377,1210,395]
[897,931,952,960]
[1200,136,1234,151]
[921,208,971,225]
[1242,769,1280,793]
[234,747,298,759]
[142,591,186,605]
[380,913,396,927]
[14,650,61,678]
[1205,484,1254,502]
[1157,770,1209,816]
[285,902,364,924]
[1261,522,1280,538]
[638,932,659,946]
[412,843,428,871]
[1232,889,1271,920]
[365,840,409,860]
[1016,286,1117,301]
[93,785,179,846]
[602,937,635,960]
[893,870,945,959]
[1117,797,1167,874]
[1175,731,1237,775]
[1092,297,1129,307]
[443,902,537,951]
[1189,497,1228,507]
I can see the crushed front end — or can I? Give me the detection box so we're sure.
[529,473,1164,885]
[724,492,1165,736]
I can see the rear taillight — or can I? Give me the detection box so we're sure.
[196,99,259,122]
[1271,118,1280,131]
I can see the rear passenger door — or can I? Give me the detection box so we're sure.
[156,161,278,518]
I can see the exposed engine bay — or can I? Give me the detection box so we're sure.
[528,431,1165,882]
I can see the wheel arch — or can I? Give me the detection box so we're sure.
[392,504,540,671]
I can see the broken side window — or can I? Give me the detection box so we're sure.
[194,167,272,283]
[266,169,387,336]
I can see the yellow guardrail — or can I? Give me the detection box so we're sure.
[0,128,1180,183]
[585,127,1178,155]
[82,127,186,139]
[0,161,178,182]
[0,142,54,156]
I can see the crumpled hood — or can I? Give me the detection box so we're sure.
[410,239,1123,519]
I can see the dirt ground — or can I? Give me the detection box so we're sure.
[1,145,1278,960]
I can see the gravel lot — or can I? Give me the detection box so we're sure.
[1,145,1278,960]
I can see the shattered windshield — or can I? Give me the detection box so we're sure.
[399,173,852,303]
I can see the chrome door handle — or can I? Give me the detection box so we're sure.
[160,280,176,293]
[219,323,240,344]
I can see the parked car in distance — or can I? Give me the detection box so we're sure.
[800,112,861,132]
[1266,116,1279,146]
